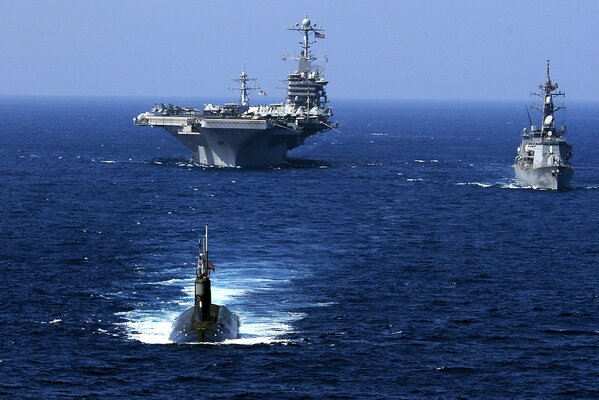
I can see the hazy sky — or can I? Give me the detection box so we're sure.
[1,0,598,101]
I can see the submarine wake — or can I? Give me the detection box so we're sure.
[117,242,303,345]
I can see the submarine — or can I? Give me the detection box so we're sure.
[169,225,239,343]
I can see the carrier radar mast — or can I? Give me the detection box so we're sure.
[228,65,258,108]
[288,14,325,73]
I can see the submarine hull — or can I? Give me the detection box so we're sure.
[169,304,239,343]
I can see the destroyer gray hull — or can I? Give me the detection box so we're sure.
[169,304,239,343]
[515,165,573,190]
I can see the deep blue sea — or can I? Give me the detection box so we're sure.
[1,97,599,398]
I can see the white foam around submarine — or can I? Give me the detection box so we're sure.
[119,271,301,345]
[116,309,178,344]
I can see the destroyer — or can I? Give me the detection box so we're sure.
[169,225,238,343]
[133,15,335,167]
[514,60,573,190]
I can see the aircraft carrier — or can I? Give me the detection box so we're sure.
[514,60,573,190]
[133,15,335,167]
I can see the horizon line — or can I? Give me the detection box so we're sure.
[2,94,599,103]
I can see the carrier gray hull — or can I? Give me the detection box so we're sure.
[514,165,573,190]
[169,304,239,343]
[163,123,304,168]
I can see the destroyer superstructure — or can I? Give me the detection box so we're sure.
[514,61,573,190]
[133,15,335,167]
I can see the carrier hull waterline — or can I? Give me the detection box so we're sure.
[136,115,307,167]
[514,61,573,190]
[169,226,239,343]
[134,15,334,168]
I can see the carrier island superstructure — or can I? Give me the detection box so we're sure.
[133,15,335,167]
[514,60,573,190]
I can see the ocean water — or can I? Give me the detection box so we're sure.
[1,97,599,398]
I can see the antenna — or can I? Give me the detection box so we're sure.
[287,14,326,65]
[203,224,209,277]
[228,65,259,107]
[194,223,213,322]
[196,236,202,277]
[525,105,533,127]
[204,224,208,265]
[197,224,211,278]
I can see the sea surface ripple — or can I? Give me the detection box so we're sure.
[1,97,599,398]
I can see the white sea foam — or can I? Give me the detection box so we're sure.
[97,328,119,337]
[457,182,492,188]
[234,311,305,344]
[181,285,247,303]
[457,180,533,190]
[41,318,62,324]
[222,337,284,345]
[116,309,178,344]
[500,183,528,189]
[313,301,338,307]
[101,160,116,164]
[118,306,301,346]
[145,278,190,286]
